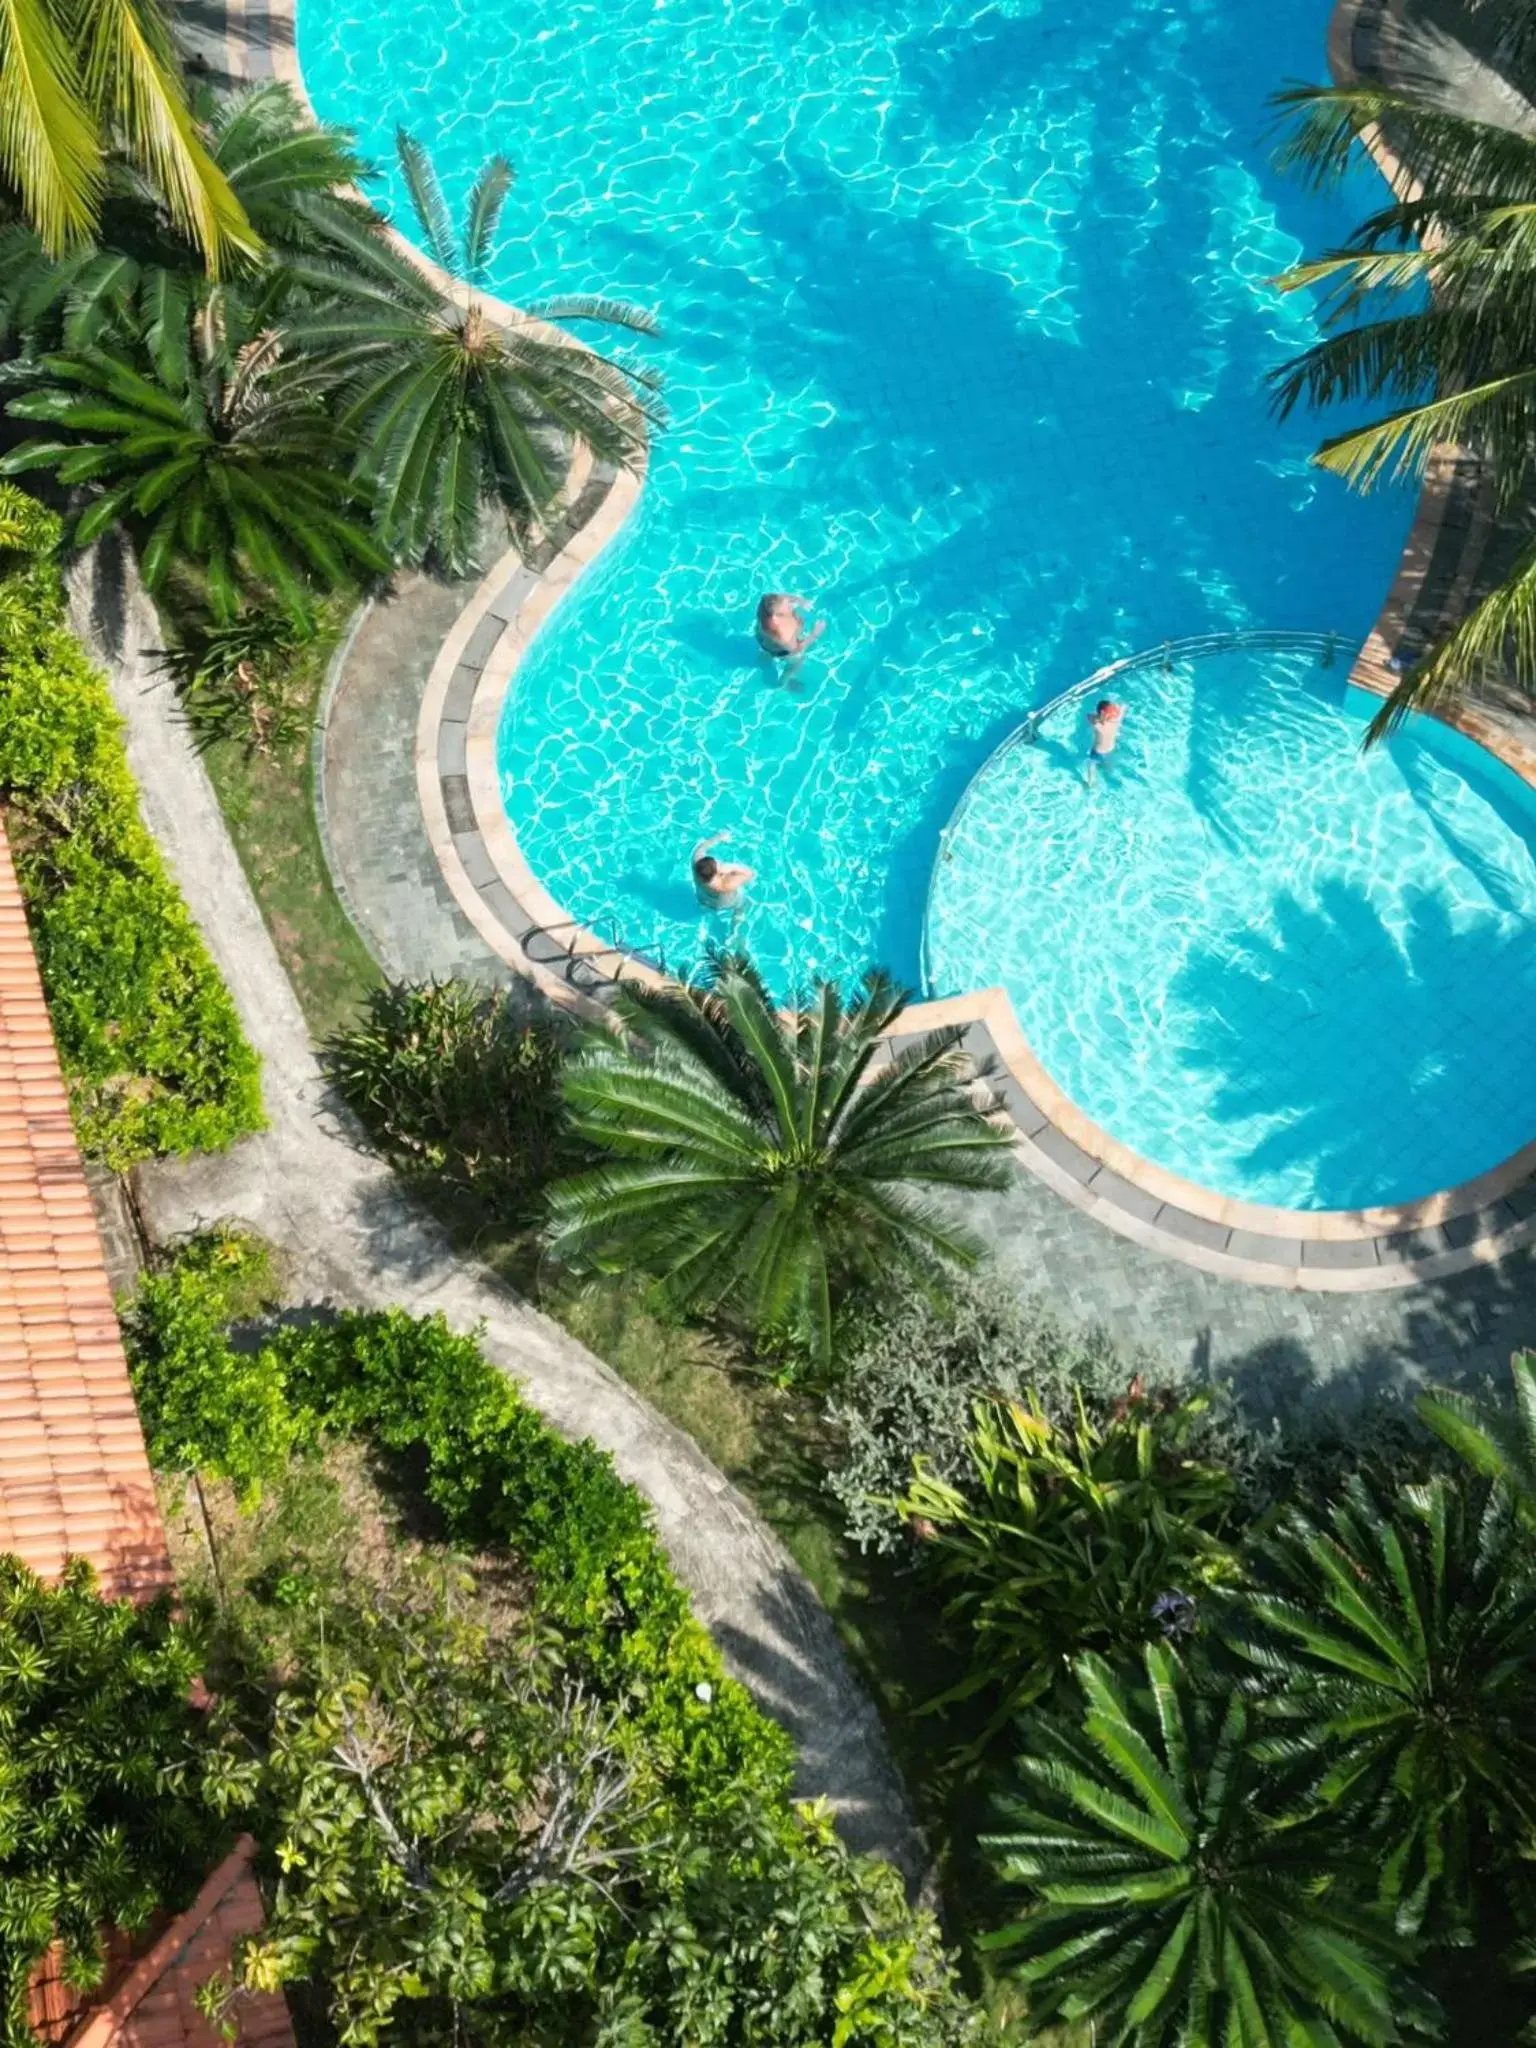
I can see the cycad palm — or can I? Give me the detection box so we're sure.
[283,130,661,571]
[1419,1349,1536,1520]
[1226,1471,1536,1941]
[1272,7,1536,732]
[545,952,1014,1364]
[2,331,388,619]
[982,1645,1431,2045]
[0,0,253,269]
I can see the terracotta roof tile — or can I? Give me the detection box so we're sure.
[0,821,170,1601]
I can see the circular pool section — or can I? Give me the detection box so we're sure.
[923,645,1536,1213]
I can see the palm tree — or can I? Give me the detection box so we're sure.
[2,334,389,619]
[1270,5,1536,736]
[0,84,377,356]
[1419,1350,1536,1520]
[0,0,253,269]
[545,952,1014,1365]
[281,130,662,571]
[1225,1472,1536,1942]
[982,1645,1435,2045]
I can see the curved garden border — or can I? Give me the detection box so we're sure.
[281,0,1536,1289]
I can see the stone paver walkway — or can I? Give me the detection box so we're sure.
[318,573,511,987]
[68,547,924,1887]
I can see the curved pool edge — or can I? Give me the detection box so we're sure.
[276,0,1536,1285]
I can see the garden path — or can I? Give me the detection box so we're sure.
[67,544,926,1889]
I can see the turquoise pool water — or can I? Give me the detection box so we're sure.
[926,649,1536,1210]
[300,0,1414,982]
[297,0,1536,1207]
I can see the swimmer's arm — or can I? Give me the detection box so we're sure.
[692,832,729,865]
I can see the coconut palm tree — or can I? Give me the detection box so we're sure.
[280,130,662,572]
[982,1645,1435,2045]
[0,0,253,269]
[1419,1350,1536,1520]
[1225,1471,1536,1942]
[545,951,1014,1366]
[0,84,376,355]
[1271,3,1536,734]
[1,332,389,619]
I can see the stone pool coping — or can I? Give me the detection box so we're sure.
[265,0,1535,1289]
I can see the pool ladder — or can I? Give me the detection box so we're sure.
[521,915,665,999]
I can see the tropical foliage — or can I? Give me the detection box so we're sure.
[0,1557,220,2048]
[1418,1347,1536,1520]
[0,0,251,265]
[0,489,261,1163]
[2,336,389,620]
[1227,1472,1536,1942]
[127,1248,982,2047]
[899,1387,1241,1732]
[324,978,577,1226]
[546,951,1014,1365]
[280,130,661,569]
[205,1575,979,2048]
[982,1646,1435,2045]
[1273,2,1536,730]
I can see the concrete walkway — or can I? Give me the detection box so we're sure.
[68,545,924,1886]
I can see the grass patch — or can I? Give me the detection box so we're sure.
[197,590,380,1042]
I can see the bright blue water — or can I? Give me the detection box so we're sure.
[300,0,1415,997]
[926,652,1536,1209]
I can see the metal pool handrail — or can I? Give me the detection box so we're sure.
[918,626,1354,996]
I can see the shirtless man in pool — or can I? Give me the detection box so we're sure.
[755,593,825,663]
[692,833,756,911]
[1084,698,1125,785]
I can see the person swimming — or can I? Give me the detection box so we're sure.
[1084,698,1125,785]
[755,592,824,661]
[692,832,756,911]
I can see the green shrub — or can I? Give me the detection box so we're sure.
[0,508,263,1167]
[0,1557,223,2047]
[206,1574,981,2048]
[125,1252,984,2045]
[122,1230,299,1505]
[323,979,575,1227]
[900,1387,1242,1735]
[828,1275,1273,1554]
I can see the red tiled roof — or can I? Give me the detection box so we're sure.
[0,821,171,1600]
[0,815,293,2048]
[62,1841,293,2048]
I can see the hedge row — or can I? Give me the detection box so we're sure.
[0,488,262,1167]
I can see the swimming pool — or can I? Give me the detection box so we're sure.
[925,643,1536,1212]
[299,0,1415,1009]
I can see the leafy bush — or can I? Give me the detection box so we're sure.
[206,1574,981,2048]
[901,1388,1242,1734]
[828,1276,1271,1554]
[324,980,575,1228]
[0,503,263,1166]
[0,1557,222,2046]
[122,1229,300,1505]
[156,614,315,755]
[127,1252,983,2045]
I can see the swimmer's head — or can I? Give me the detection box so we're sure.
[1096,699,1121,716]
[694,855,719,882]
[757,593,790,626]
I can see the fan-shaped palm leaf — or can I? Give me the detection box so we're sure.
[545,950,1013,1365]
